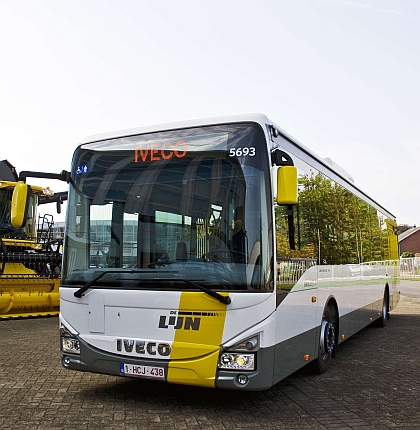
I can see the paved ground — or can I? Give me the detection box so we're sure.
[397,279,420,298]
[1,282,419,429]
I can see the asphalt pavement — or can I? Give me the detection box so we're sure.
[397,279,420,298]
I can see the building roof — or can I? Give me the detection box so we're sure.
[398,227,420,242]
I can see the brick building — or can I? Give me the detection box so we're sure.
[398,226,420,255]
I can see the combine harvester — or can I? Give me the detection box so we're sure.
[0,160,67,319]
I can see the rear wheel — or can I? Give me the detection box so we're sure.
[314,306,336,373]
[374,289,389,327]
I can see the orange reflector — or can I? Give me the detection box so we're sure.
[369,317,373,322]
[311,296,316,303]
[378,312,381,316]
[304,355,310,361]
[341,334,345,340]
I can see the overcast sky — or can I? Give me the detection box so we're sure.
[1,0,419,225]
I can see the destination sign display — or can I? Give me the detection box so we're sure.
[133,132,229,163]
[134,140,187,163]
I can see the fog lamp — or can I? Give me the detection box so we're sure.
[237,374,249,385]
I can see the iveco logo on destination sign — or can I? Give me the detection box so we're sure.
[116,339,171,357]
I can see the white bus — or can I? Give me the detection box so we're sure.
[56,114,399,390]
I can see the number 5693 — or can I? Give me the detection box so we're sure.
[229,147,256,157]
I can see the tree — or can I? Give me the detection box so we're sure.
[276,172,390,265]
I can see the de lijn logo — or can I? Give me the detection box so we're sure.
[158,311,222,330]
[159,311,200,331]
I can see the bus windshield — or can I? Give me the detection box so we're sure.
[62,122,273,292]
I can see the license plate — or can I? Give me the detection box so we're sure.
[120,363,165,380]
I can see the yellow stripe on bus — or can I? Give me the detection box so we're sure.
[167,291,229,387]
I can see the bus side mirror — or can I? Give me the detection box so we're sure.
[11,181,32,228]
[276,166,298,205]
[385,218,399,260]
[56,195,62,214]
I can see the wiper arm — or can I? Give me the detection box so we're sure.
[155,278,231,305]
[74,269,139,298]
[73,272,231,305]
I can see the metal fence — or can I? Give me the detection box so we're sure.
[276,258,317,285]
[400,257,420,278]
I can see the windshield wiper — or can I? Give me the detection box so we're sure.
[153,278,231,305]
[73,269,142,298]
[73,272,231,305]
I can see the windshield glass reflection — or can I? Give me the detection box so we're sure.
[62,123,273,292]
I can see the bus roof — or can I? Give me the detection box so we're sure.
[79,113,271,144]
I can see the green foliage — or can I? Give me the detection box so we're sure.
[276,172,390,265]
[401,251,415,258]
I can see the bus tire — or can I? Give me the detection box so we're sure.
[374,288,389,328]
[313,305,336,374]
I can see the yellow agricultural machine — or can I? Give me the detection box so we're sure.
[0,160,68,319]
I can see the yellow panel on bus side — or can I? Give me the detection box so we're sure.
[167,292,229,388]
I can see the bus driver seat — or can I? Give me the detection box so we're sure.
[176,241,187,261]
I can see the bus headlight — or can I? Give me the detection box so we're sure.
[61,337,80,354]
[60,322,80,354]
[230,334,259,352]
[218,352,255,370]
